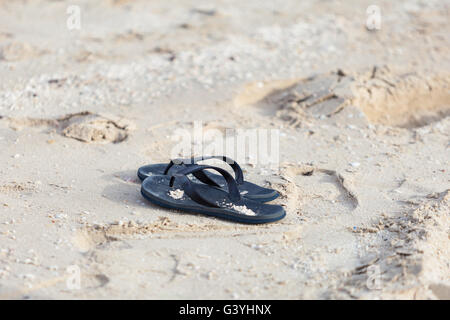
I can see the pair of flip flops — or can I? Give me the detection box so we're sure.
[138,156,285,224]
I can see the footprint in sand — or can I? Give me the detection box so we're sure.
[250,67,450,129]
[277,164,359,217]
[2,112,135,144]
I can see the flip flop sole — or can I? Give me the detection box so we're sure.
[138,163,279,202]
[141,176,285,224]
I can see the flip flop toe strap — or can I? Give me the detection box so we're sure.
[164,155,244,185]
[163,159,221,188]
[169,165,242,208]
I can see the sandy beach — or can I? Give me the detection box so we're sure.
[0,0,449,299]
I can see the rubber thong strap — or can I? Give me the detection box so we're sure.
[169,165,242,208]
[163,160,220,188]
[164,156,244,185]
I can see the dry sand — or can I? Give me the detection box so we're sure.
[0,0,449,299]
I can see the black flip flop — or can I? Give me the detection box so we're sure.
[137,156,279,202]
[141,165,285,224]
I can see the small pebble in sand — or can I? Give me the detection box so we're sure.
[169,189,184,200]
[20,274,35,280]
[349,162,360,167]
